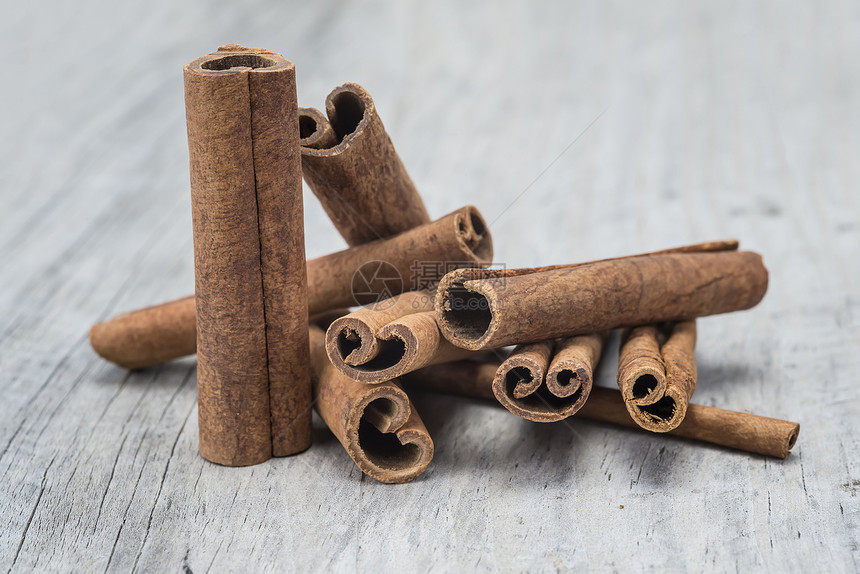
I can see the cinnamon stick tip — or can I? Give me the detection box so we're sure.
[783,423,800,458]
[298,107,336,150]
[87,321,111,359]
[326,318,377,367]
[88,321,138,370]
[347,388,434,483]
[454,205,493,264]
[435,272,498,351]
[185,46,293,76]
[320,83,375,151]
[546,365,588,398]
[621,368,666,404]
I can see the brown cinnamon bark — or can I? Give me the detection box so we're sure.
[492,335,604,422]
[298,107,337,150]
[89,206,492,369]
[309,326,433,483]
[402,360,799,459]
[88,297,197,370]
[184,45,310,464]
[435,241,767,351]
[617,321,697,432]
[325,291,477,384]
[301,83,430,245]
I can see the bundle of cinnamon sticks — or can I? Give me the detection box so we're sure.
[89,45,798,484]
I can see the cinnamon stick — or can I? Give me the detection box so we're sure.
[402,360,799,459]
[435,242,767,351]
[89,296,197,371]
[617,321,697,432]
[89,205,492,369]
[492,334,604,422]
[184,45,310,464]
[309,326,433,483]
[325,291,477,384]
[298,107,337,150]
[301,83,430,245]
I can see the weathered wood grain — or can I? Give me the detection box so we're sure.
[1,0,858,572]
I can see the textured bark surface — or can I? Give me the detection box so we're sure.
[617,321,698,432]
[326,291,477,384]
[309,327,433,483]
[246,49,312,458]
[404,360,799,458]
[301,83,431,245]
[491,335,605,422]
[436,246,768,351]
[184,45,310,464]
[89,206,491,369]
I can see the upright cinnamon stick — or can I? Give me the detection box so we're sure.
[492,334,604,422]
[89,206,491,370]
[402,360,799,459]
[309,326,433,483]
[435,242,767,351]
[301,83,430,245]
[617,321,697,432]
[184,45,310,464]
[325,291,477,384]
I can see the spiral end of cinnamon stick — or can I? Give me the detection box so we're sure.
[618,322,697,433]
[328,316,381,368]
[492,336,602,423]
[452,206,493,265]
[299,107,338,150]
[346,386,434,484]
[326,310,446,384]
[328,323,412,384]
[435,269,500,351]
[300,83,375,158]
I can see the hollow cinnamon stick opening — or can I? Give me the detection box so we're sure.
[617,321,697,432]
[309,327,433,483]
[301,83,430,245]
[298,107,337,150]
[403,360,799,459]
[492,335,605,422]
[436,243,767,351]
[325,291,477,384]
[89,205,492,370]
[184,45,311,464]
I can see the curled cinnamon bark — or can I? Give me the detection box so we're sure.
[298,107,337,150]
[617,321,697,432]
[435,241,767,351]
[301,83,430,245]
[184,45,310,463]
[325,291,477,384]
[402,359,799,459]
[309,326,433,483]
[90,206,492,369]
[492,335,604,422]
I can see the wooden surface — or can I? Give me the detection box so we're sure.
[1,1,858,571]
